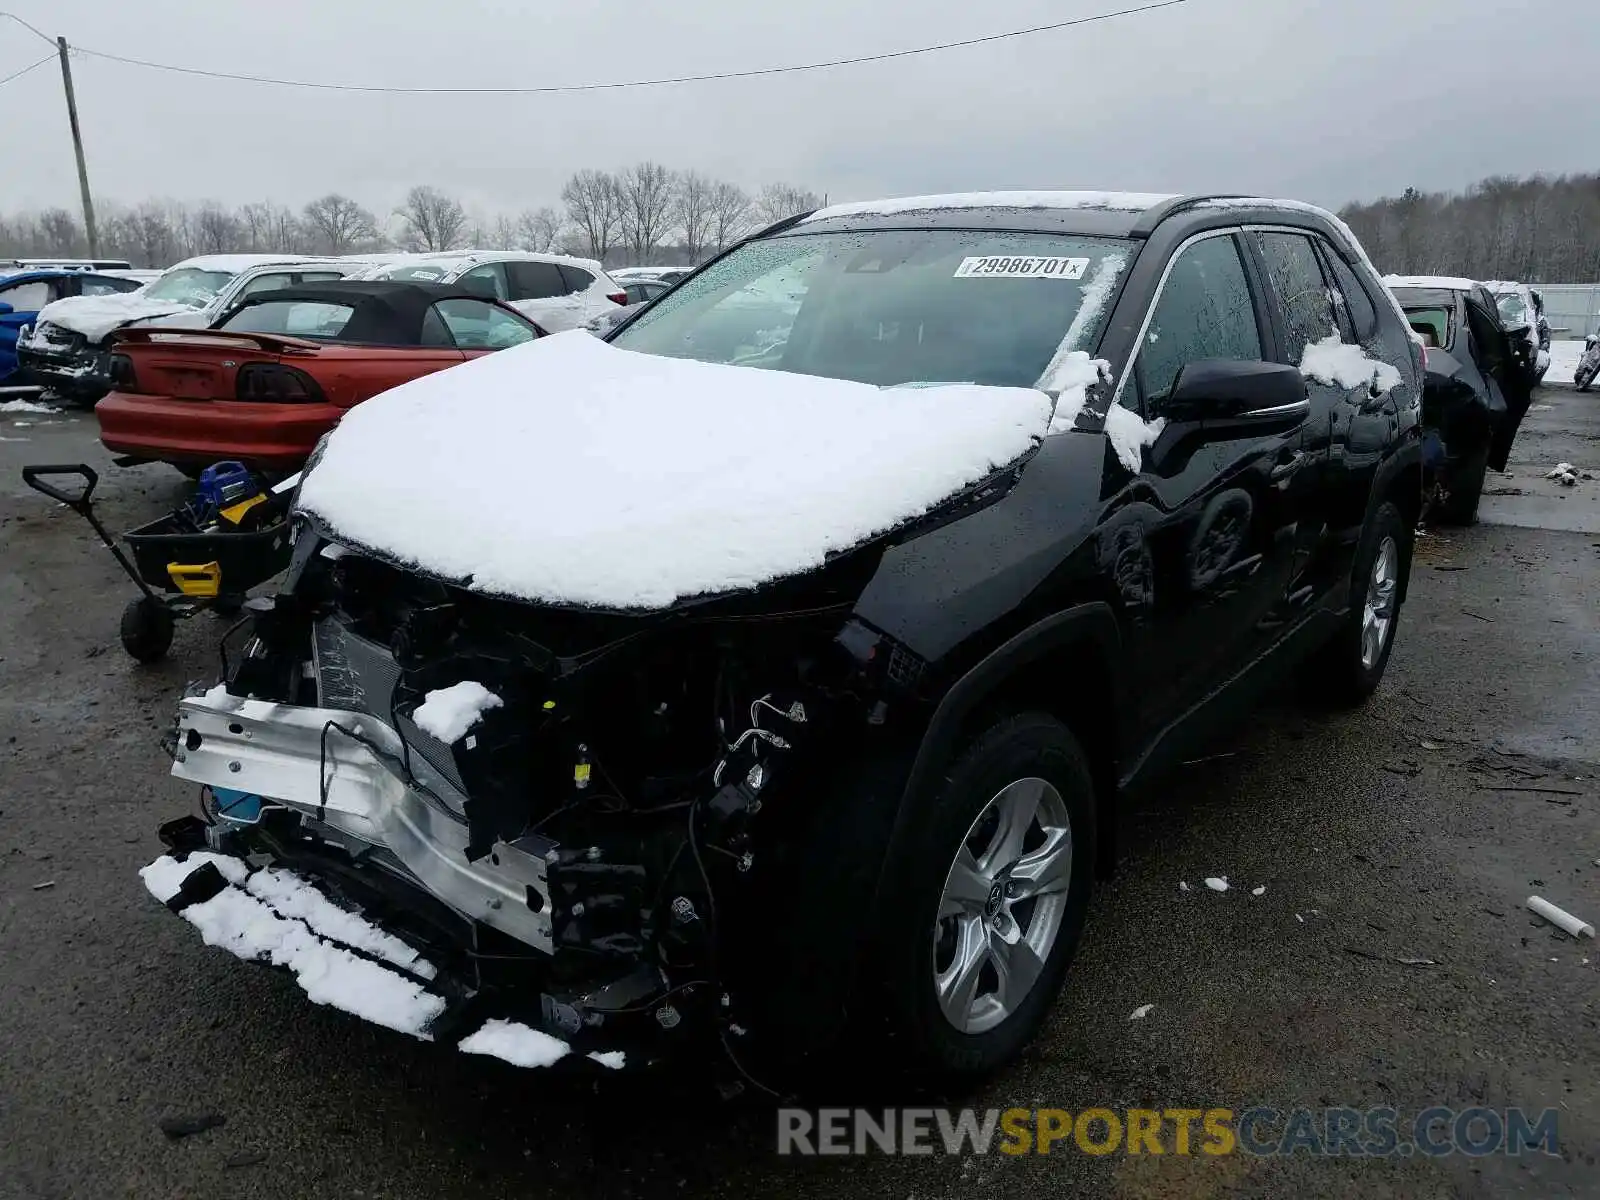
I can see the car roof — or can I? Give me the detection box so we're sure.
[368,249,607,272]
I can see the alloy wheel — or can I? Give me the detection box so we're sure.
[932,777,1073,1035]
[1360,534,1399,670]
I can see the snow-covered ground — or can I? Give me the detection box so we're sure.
[295,328,1054,609]
[1548,339,1590,384]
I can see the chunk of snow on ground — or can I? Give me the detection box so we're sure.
[1204,877,1229,892]
[1252,885,1266,896]
[1129,1003,1156,1020]
[243,866,436,979]
[1295,912,1304,923]
[413,681,503,744]
[140,854,444,1038]
[1,399,58,414]
[1546,463,1579,486]
[29,294,201,343]
[295,329,1052,609]
[1548,339,1588,382]
[802,191,1178,222]
[587,1050,626,1069]
[459,1019,571,1068]
[1179,881,1190,892]
[1300,335,1402,393]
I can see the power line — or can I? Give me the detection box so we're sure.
[56,0,1189,96]
[0,50,51,87]
[0,11,55,47]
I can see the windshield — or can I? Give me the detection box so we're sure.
[1494,292,1529,325]
[610,229,1134,388]
[142,268,233,307]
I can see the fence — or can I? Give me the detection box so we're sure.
[1535,284,1600,339]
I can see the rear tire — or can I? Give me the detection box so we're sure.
[868,713,1096,1085]
[1305,500,1410,706]
[120,597,174,663]
[1434,443,1489,526]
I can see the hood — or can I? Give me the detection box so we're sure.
[294,329,1053,611]
[34,292,205,343]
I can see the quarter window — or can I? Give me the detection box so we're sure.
[1251,232,1338,361]
[430,298,538,350]
[1137,235,1263,406]
[556,265,593,295]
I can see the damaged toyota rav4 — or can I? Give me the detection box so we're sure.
[146,192,1423,1086]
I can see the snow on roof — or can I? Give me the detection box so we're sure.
[802,191,1180,222]
[295,329,1053,609]
[168,253,332,274]
[1383,274,1480,292]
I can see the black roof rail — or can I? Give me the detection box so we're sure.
[1129,193,1257,236]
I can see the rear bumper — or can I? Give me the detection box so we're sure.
[97,393,341,467]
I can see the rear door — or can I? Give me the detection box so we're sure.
[1243,230,1349,606]
[1116,230,1307,735]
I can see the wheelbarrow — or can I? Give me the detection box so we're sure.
[22,463,297,663]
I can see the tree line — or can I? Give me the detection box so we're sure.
[1338,173,1600,283]
[0,168,822,269]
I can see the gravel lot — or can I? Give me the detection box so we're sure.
[2,386,1597,1199]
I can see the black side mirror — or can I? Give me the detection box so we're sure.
[1164,359,1308,425]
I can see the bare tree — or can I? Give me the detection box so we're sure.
[752,183,821,227]
[193,203,243,254]
[674,171,718,264]
[616,162,677,263]
[708,181,752,255]
[303,193,379,254]
[128,203,179,267]
[518,206,562,253]
[37,209,85,256]
[397,186,467,252]
[561,169,621,261]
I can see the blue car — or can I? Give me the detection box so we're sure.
[0,269,145,385]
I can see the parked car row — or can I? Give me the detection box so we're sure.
[144,189,1434,1088]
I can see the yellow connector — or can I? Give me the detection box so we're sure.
[167,561,222,597]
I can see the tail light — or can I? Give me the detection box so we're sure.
[107,353,137,392]
[235,364,325,404]
[607,291,628,305]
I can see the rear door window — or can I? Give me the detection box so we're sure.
[556,265,593,295]
[1250,232,1339,361]
[508,261,568,300]
[1136,233,1264,408]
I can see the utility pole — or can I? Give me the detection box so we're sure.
[56,37,98,256]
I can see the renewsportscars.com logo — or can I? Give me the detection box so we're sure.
[776,1106,1560,1158]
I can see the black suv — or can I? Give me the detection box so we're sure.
[150,192,1422,1087]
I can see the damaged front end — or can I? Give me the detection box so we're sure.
[152,514,926,1074]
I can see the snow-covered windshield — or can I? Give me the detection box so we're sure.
[141,268,233,307]
[610,230,1133,388]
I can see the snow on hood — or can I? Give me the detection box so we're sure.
[31,292,202,342]
[294,329,1053,609]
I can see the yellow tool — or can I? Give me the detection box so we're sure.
[218,492,269,528]
[166,561,222,598]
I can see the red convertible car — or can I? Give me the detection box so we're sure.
[95,280,544,474]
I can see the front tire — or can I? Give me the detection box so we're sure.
[1306,500,1410,706]
[872,713,1096,1084]
[120,596,174,663]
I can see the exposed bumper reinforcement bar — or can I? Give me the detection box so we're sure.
[170,691,555,954]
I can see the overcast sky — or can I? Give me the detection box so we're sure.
[2,0,1595,222]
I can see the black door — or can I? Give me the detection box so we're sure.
[1114,231,1308,739]
[1244,230,1351,610]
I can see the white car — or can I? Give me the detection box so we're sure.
[611,266,689,285]
[17,254,371,402]
[355,251,627,333]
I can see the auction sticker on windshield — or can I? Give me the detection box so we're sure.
[953,256,1089,279]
